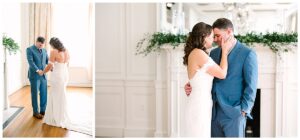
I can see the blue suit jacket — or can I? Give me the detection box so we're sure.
[26,45,48,80]
[210,41,258,119]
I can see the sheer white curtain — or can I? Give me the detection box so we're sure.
[52,3,93,86]
[29,3,52,51]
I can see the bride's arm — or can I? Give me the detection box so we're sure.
[206,52,228,79]
[206,37,232,79]
[43,50,56,73]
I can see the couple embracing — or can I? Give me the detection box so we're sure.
[183,18,258,137]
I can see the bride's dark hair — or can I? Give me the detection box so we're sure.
[183,22,212,66]
[49,37,66,52]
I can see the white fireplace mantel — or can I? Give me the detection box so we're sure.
[155,43,298,137]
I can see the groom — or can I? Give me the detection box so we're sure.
[26,36,49,119]
[185,18,258,137]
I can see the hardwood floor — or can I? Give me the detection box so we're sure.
[3,86,93,138]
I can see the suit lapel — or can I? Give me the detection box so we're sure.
[228,41,242,64]
[212,41,242,65]
[211,48,222,65]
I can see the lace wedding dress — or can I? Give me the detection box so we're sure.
[184,57,215,137]
[43,62,92,135]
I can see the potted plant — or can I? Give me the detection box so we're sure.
[2,34,20,109]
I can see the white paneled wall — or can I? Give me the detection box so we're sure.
[95,3,162,137]
[280,48,298,136]
[96,4,125,80]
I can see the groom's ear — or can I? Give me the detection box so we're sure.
[226,28,233,35]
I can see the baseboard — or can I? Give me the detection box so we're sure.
[8,84,25,96]
[95,127,157,137]
[67,82,92,87]
[154,131,168,137]
[123,128,155,137]
[95,126,123,137]
[26,82,92,88]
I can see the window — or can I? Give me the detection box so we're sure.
[52,3,93,68]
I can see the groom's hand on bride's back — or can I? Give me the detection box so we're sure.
[184,82,192,96]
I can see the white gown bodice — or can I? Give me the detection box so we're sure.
[43,62,92,135]
[185,57,215,137]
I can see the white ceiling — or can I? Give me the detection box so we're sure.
[183,3,297,12]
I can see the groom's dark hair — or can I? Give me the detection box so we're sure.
[212,18,234,31]
[36,36,45,44]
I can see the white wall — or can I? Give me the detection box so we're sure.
[1,3,4,109]
[95,3,160,137]
[2,3,24,96]
[183,3,296,34]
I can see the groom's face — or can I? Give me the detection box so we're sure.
[36,42,44,49]
[213,28,231,47]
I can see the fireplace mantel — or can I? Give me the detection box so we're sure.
[154,43,298,137]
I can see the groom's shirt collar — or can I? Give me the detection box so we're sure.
[227,38,238,55]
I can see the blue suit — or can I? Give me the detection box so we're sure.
[210,41,258,137]
[26,45,48,115]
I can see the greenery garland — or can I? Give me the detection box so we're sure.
[235,32,297,53]
[136,32,297,56]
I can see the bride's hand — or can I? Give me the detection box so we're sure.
[37,70,44,76]
[221,36,233,55]
[184,82,192,96]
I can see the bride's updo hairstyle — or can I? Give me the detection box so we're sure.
[183,22,212,66]
[49,37,66,52]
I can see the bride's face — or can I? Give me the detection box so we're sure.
[204,31,214,49]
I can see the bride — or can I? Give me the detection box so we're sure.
[183,22,233,137]
[42,37,91,135]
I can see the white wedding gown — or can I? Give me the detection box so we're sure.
[43,62,92,135]
[185,57,215,137]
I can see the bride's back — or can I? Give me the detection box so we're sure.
[52,49,69,63]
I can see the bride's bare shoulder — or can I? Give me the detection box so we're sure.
[64,49,70,56]
[190,48,208,58]
[189,48,209,66]
[51,49,58,54]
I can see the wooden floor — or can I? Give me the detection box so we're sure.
[3,86,93,138]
